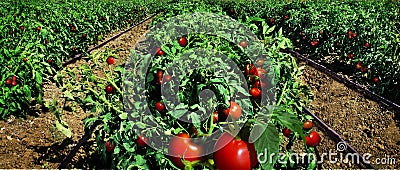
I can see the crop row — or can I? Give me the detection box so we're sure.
[54,1,317,169]
[0,0,168,118]
[210,0,400,104]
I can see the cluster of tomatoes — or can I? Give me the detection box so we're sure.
[4,76,18,87]
[166,132,258,170]
[282,120,321,147]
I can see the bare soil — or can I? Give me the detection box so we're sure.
[300,64,400,169]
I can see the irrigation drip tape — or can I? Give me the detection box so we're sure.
[57,120,102,169]
[302,106,376,169]
[62,12,161,67]
[281,48,400,114]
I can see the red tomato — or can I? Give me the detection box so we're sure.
[45,39,49,45]
[178,36,188,47]
[213,111,219,123]
[106,56,115,65]
[168,133,203,169]
[214,133,257,170]
[105,85,113,94]
[223,101,242,119]
[245,64,257,76]
[155,101,165,111]
[373,77,379,84]
[283,127,291,137]
[48,59,52,63]
[352,33,357,37]
[9,30,12,34]
[105,141,115,152]
[356,62,362,70]
[303,120,313,130]
[365,42,370,48]
[164,75,171,82]
[20,26,24,30]
[347,53,354,59]
[239,40,248,48]
[306,131,321,147]
[157,70,163,85]
[11,80,17,86]
[361,66,367,72]
[11,76,17,81]
[250,87,261,99]
[156,47,165,56]
[5,79,11,85]
[37,27,41,32]
[136,134,148,147]
[257,67,266,78]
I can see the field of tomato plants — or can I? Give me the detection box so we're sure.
[0,0,166,118]
[1,0,399,169]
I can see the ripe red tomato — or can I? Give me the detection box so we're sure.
[9,30,13,34]
[352,33,357,37]
[106,56,115,65]
[157,70,163,85]
[310,41,316,46]
[361,66,367,72]
[164,75,171,82]
[5,79,11,85]
[245,64,257,76]
[373,77,379,84]
[283,127,291,137]
[37,27,41,32]
[303,120,313,130]
[178,36,188,47]
[45,39,49,45]
[257,67,266,78]
[156,47,164,56]
[105,85,113,94]
[253,81,266,88]
[155,101,165,111]
[365,42,370,48]
[306,131,321,147]
[48,59,52,63]
[347,53,354,59]
[213,111,219,123]
[20,26,24,30]
[214,133,257,170]
[105,141,115,152]
[284,15,289,19]
[239,40,248,48]
[250,87,261,99]
[223,101,242,119]
[11,76,16,81]
[11,80,17,86]
[347,30,352,36]
[168,133,203,169]
[356,62,362,70]
[136,134,148,147]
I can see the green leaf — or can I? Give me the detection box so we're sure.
[119,112,128,120]
[64,91,74,100]
[55,121,72,138]
[35,71,42,84]
[23,85,31,101]
[275,111,305,140]
[254,123,280,169]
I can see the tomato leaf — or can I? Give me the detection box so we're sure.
[55,120,72,138]
[254,123,280,169]
[23,85,31,101]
